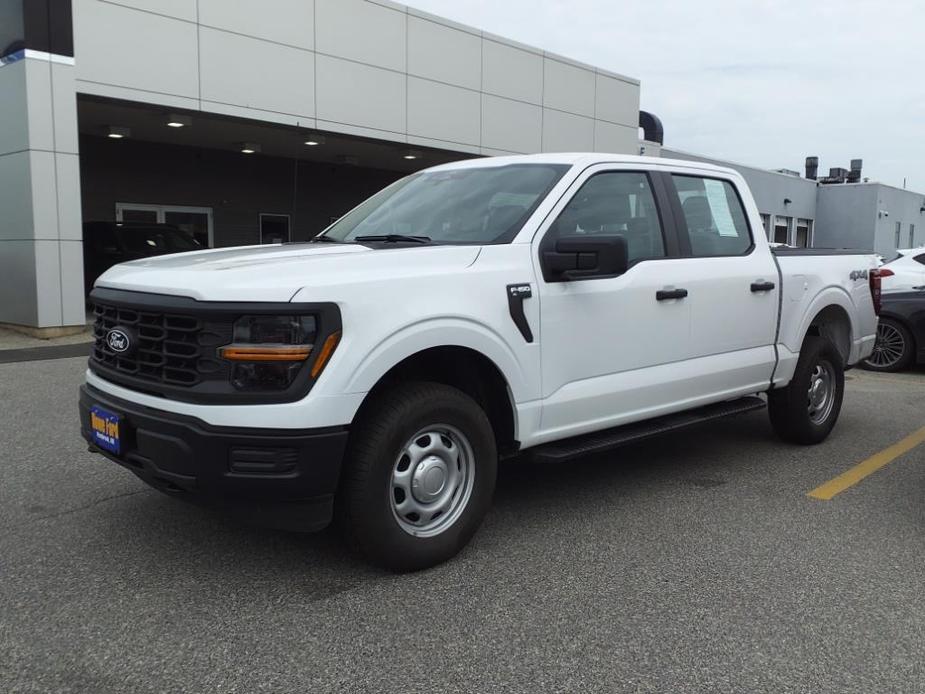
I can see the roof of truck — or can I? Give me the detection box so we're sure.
[424,152,741,178]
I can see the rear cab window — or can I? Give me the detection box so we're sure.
[672,175,752,257]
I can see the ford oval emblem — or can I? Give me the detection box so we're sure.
[106,328,131,353]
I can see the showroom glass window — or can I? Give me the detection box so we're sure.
[673,175,752,256]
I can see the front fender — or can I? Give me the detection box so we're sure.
[342,317,532,403]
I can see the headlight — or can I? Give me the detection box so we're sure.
[218,315,339,391]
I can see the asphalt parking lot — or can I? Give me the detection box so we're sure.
[1,356,923,693]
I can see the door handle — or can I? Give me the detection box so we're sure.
[750,281,776,292]
[656,288,688,301]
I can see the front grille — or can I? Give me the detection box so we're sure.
[91,303,232,388]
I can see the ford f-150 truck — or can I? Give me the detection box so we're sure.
[80,154,881,570]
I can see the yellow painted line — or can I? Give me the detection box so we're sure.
[808,425,925,500]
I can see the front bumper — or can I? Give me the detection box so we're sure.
[79,385,349,531]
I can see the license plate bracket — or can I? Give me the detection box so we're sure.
[89,405,122,455]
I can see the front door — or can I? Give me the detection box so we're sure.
[533,166,693,443]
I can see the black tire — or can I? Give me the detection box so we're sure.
[768,336,845,445]
[337,381,497,571]
[861,318,915,372]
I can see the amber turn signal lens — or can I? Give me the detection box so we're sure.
[219,345,312,362]
[311,331,341,378]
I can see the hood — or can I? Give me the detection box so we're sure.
[95,243,482,302]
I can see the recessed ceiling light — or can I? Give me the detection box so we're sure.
[238,142,260,154]
[304,133,325,146]
[107,126,130,139]
[402,149,422,161]
[166,114,191,128]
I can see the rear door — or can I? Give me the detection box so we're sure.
[658,172,779,397]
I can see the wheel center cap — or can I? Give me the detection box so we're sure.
[412,456,448,502]
[810,379,826,407]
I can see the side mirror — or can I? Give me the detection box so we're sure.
[542,234,628,281]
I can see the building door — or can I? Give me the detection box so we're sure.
[116,203,214,247]
[259,214,291,244]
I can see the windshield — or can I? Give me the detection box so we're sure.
[118,227,201,253]
[322,164,570,245]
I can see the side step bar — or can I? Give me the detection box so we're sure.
[529,396,766,463]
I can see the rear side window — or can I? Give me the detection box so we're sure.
[672,175,752,257]
[914,253,925,266]
[546,172,665,267]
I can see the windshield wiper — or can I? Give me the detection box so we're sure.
[307,235,341,243]
[354,234,432,244]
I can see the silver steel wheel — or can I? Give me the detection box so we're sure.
[390,424,476,538]
[866,322,906,369]
[807,359,836,425]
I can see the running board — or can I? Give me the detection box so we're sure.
[529,396,766,463]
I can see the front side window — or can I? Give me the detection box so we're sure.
[673,175,752,256]
[545,172,665,266]
[323,164,569,245]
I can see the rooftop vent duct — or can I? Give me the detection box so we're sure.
[805,156,819,180]
[639,111,664,145]
[848,159,863,183]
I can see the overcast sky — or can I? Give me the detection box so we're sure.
[402,0,924,191]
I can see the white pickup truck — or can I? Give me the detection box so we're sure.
[80,154,881,570]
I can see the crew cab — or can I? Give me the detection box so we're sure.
[79,154,880,570]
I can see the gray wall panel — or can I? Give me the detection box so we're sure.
[0,241,38,325]
[407,14,480,90]
[543,58,595,118]
[0,151,34,240]
[542,109,594,152]
[74,0,199,98]
[315,55,405,134]
[200,28,315,117]
[481,39,543,105]
[407,77,480,146]
[315,0,406,72]
[199,0,314,49]
[481,94,541,154]
[0,62,29,156]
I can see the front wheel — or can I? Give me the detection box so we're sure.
[768,336,845,445]
[337,382,497,571]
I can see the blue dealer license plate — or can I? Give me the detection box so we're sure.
[90,405,122,455]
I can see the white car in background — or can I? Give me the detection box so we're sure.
[880,248,925,293]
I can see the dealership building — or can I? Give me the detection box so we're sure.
[1,0,642,335]
[2,0,923,336]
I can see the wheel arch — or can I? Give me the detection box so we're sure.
[353,345,519,455]
[804,303,853,365]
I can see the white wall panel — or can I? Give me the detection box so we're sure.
[315,55,405,133]
[407,15,480,90]
[104,0,197,22]
[595,74,639,126]
[481,39,542,104]
[407,77,480,145]
[200,28,314,117]
[0,63,29,156]
[543,58,595,117]
[594,121,639,154]
[199,0,315,49]
[0,152,33,240]
[74,0,199,99]
[481,94,541,154]
[542,109,594,152]
[315,0,406,72]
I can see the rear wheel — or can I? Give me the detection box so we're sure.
[337,382,497,571]
[768,336,844,445]
[862,318,914,372]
